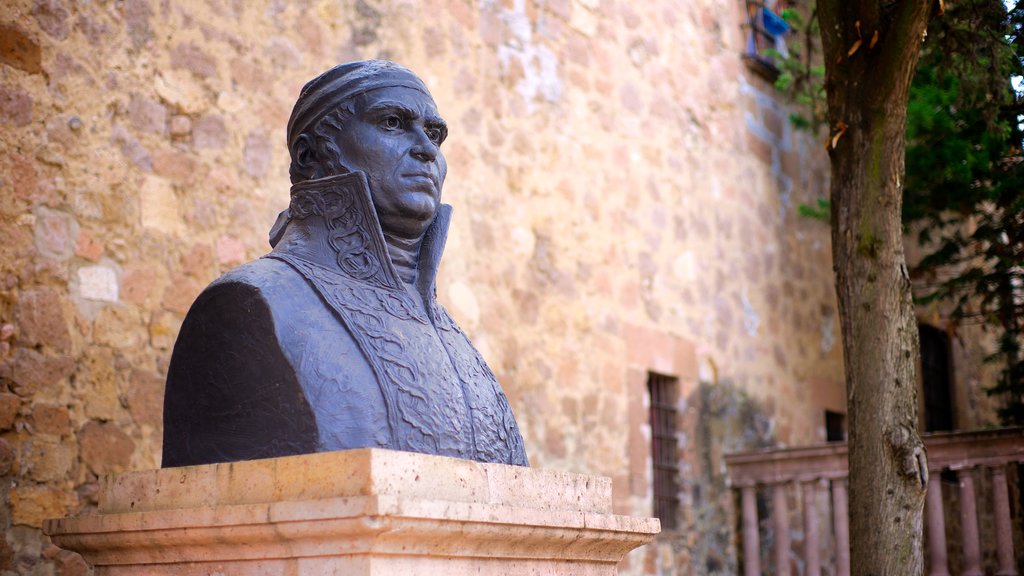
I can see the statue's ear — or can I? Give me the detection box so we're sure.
[294,134,317,174]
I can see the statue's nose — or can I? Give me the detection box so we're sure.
[410,129,438,162]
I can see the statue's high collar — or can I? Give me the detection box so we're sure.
[270,172,451,301]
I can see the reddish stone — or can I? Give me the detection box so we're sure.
[32,404,70,436]
[180,243,214,279]
[448,0,476,31]
[75,229,104,261]
[478,6,505,47]
[620,4,642,28]
[32,0,69,40]
[162,276,203,315]
[229,57,265,92]
[0,23,43,74]
[127,95,167,135]
[566,34,590,66]
[243,130,272,178]
[187,197,218,229]
[43,544,63,560]
[264,36,303,69]
[5,347,75,397]
[193,114,227,149]
[8,153,39,203]
[120,264,159,306]
[170,42,218,78]
[0,83,33,127]
[545,427,567,458]
[78,421,135,476]
[673,336,698,382]
[153,148,197,184]
[0,437,13,475]
[123,0,153,48]
[126,369,163,428]
[56,550,89,576]
[294,18,324,57]
[14,285,71,353]
[45,115,76,149]
[216,235,246,267]
[0,393,20,430]
[169,114,191,137]
[619,84,643,113]
[257,99,290,131]
[0,532,13,570]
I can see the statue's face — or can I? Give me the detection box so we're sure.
[330,86,448,239]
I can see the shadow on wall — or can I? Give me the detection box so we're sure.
[658,380,775,576]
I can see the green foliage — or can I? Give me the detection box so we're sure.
[766,5,827,131]
[796,197,830,222]
[779,0,1024,424]
[906,0,1024,425]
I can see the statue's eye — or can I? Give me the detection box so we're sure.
[425,128,441,144]
[382,115,401,129]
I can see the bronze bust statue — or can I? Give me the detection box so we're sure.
[162,61,528,468]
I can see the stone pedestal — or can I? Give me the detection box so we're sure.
[45,449,659,575]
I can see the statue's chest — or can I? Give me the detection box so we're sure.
[270,254,520,463]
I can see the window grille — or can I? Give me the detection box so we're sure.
[648,372,680,530]
[919,324,955,432]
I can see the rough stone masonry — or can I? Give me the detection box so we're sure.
[1,1,1003,575]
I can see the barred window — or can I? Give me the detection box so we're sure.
[743,0,791,79]
[825,410,846,442]
[648,372,680,530]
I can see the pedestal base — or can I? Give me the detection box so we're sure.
[45,449,659,575]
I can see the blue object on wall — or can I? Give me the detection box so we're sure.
[762,8,790,36]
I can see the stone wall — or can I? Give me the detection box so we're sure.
[0,0,896,574]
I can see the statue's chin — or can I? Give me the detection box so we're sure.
[380,193,439,238]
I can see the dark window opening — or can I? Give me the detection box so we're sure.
[825,410,846,442]
[919,324,955,432]
[743,0,791,80]
[648,372,680,531]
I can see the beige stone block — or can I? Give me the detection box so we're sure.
[12,485,77,527]
[447,281,480,330]
[47,449,658,575]
[139,175,184,236]
[154,70,210,115]
[569,3,598,36]
[23,436,74,482]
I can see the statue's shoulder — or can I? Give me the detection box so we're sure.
[207,256,301,292]
[193,257,312,311]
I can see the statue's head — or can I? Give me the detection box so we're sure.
[285,61,448,240]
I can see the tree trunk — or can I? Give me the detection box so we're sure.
[818,2,932,574]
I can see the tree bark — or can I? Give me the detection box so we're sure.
[817,2,932,574]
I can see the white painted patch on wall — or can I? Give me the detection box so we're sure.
[78,265,119,303]
[741,291,760,336]
[821,312,835,354]
[671,251,696,282]
[492,0,563,112]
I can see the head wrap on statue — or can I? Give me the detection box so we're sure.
[286,60,433,153]
[271,60,433,248]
